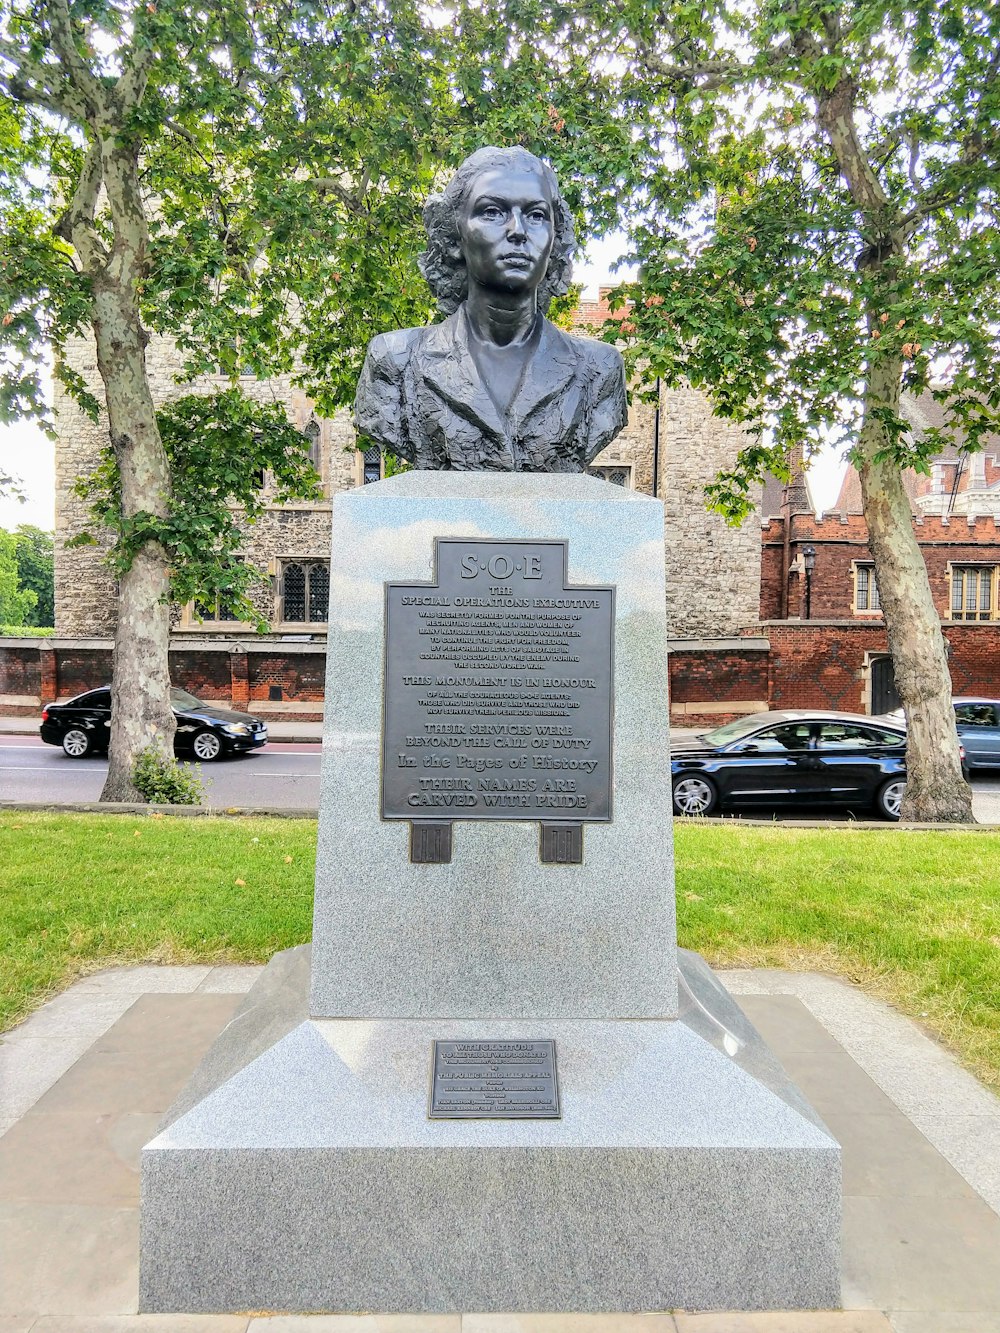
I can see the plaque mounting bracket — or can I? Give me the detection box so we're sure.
[410,821,452,864]
[540,822,584,864]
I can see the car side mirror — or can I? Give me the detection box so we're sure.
[737,743,759,753]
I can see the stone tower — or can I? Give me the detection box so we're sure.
[54,305,762,642]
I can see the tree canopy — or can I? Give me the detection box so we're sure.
[586,0,1000,513]
[0,0,638,799]
[0,525,35,625]
[10,522,52,625]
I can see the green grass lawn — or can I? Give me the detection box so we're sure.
[2,811,998,1090]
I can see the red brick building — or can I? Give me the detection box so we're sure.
[758,394,1000,715]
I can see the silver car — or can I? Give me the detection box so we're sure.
[884,697,995,772]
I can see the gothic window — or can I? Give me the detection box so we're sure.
[304,416,322,472]
[193,596,240,623]
[950,566,997,621]
[853,564,882,613]
[588,465,632,487]
[363,444,382,484]
[280,560,330,624]
[187,561,247,626]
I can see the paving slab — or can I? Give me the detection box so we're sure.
[2,991,138,1043]
[842,1193,1000,1312]
[3,968,1000,1333]
[71,966,215,995]
[195,965,264,994]
[887,1316,1000,1333]
[462,1319,676,1333]
[90,993,242,1054]
[248,1320,461,1332]
[723,970,1000,1216]
[907,1112,1000,1212]
[673,1316,892,1332]
[820,1111,979,1199]
[0,1110,161,1205]
[0,1037,96,1135]
[0,1202,137,1317]
[29,1320,250,1332]
[31,996,242,1116]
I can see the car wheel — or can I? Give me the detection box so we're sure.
[192,729,223,762]
[875,778,905,821]
[672,773,718,817]
[62,727,93,758]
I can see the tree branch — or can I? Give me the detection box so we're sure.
[307,176,369,213]
[44,0,106,121]
[54,139,109,272]
[897,129,1000,233]
[116,21,155,110]
[0,37,76,117]
[164,118,219,173]
[898,49,1000,233]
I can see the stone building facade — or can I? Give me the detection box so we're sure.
[53,289,763,645]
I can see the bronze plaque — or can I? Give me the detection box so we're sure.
[428,1039,561,1119]
[383,539,614,822]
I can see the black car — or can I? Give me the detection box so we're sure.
[671,710,908,820]
[40,686,268,761]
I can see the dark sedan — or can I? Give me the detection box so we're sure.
[40,686,268,761]
[671,710,908,820]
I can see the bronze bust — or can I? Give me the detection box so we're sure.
[354,147,627,472]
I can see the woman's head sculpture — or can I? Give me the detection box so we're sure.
[418,147,576,315]
[354,145,626,472]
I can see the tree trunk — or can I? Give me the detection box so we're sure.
[91,255,175,803]
[857,357,973,822]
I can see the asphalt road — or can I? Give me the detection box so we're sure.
[0,737,323,810]
[3,735,1000,822]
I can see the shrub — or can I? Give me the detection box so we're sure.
[132,747,206,805]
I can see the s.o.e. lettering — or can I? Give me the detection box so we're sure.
[460,552,542,580]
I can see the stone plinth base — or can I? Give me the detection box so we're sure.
[139,947,840,1314]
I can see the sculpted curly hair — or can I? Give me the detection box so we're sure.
[419,147,576,316]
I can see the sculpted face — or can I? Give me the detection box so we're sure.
[456,165,555,297]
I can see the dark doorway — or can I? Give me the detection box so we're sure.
[871,655,901,714]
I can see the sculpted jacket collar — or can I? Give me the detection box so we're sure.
[417,308,580,454]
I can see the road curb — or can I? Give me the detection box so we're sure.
[0,801,997,829]
[0,801,318,818]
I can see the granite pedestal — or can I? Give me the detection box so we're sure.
[140,474,841,1313]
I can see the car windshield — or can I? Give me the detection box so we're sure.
[169,687,203,709]
[700,715,784,747]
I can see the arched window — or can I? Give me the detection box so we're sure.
[363,444,382,484]
[279,560,330,624]
[588,465,632,488]
[304,416,322,472]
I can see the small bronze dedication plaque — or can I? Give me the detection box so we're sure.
[383,539,614,822]
[429,1039,561,1119]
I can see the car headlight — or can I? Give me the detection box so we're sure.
[224,723,250,734]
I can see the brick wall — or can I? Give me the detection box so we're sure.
[0,643,42,706]
[6,626,998,725]
[668,640,769,725]
[762,512,1000,622]
[763,620,1000,714]
[0,640,326,720]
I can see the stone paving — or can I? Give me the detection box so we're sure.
[2,965,1000,1333]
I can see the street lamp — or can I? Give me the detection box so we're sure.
[802,545,816,620]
